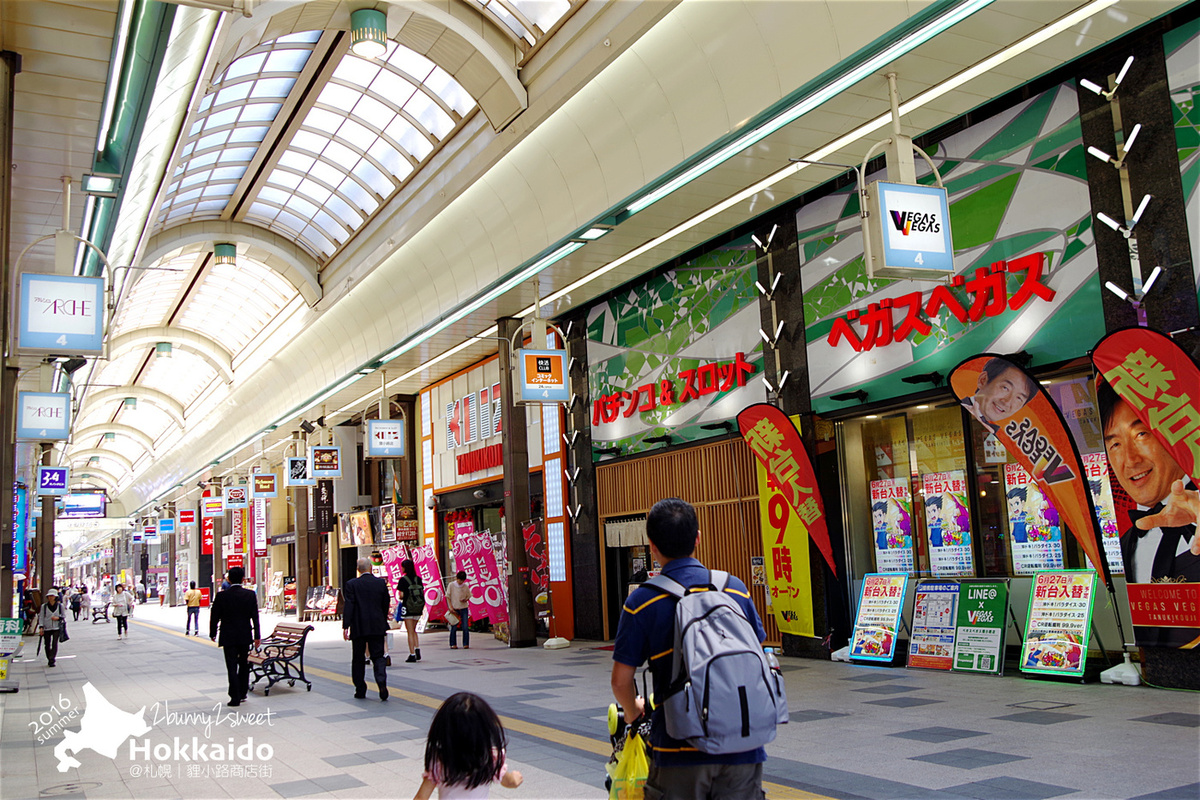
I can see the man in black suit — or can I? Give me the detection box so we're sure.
[343,557,391,701]
[209,566,261,707]
[1100,382,1200,647]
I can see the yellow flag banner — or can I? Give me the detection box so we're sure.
[755,461,814,637]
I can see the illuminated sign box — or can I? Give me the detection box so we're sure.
[16,392,72,440]
[865,181,954,280]
[60,492,107,519]
[18,274,105,355]
[158,518,175,536]
[517,348,569,404]
[251,474,277,498]
[366,419,405,458]
[38,466,69,496]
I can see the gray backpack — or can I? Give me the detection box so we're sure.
[646,570,788,754]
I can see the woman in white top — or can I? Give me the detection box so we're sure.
[111,584,134,640]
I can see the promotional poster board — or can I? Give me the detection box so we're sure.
[379,503,396,543]
[907,581,959,670]
[522,522,552,619]
[870,478,915,573]
[754,462,815,636]
[1003,464,1064,574]
[395,505,418,542]
[1081,452,1124,576]
[921,471,973,576]
[952,580,1008,675]
[850,573,908,662]
[1020,570,1096,677]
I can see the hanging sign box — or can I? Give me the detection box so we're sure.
[251,473,277,499]
[864,181,954,279]
[952,580,1008,675]
[37,466,69,496]
[143,525,159,544]
[310,446,341,478]
[366,418,405,457]
[850,573,908,662]
[1020,570,1096,677]
[224,485,249,509]
[157,518,175,536]
[16,392,72,441]
[285,456,315,486]
[178,509,196,526]
[517,348,569,403]
[907,580,959,671]
[18,273,105,354]
[201,497,225,518]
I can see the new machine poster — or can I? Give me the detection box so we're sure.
[850,573,908,662]
[952,580,1009,675]
[1081,452,1124,576]
[922,471,974,576]
[1020,570,1096,677]
[907,581,959,670]
[1003,464,1064,574]
[870,478,915,573]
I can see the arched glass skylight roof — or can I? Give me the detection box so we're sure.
[473,0,572,47]
[244,41,475,258]
[157,31,322,227]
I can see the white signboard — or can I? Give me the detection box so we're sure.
[366,418,405,458]
[16,392,72,440]
[18,274,105,354]
[866,181,954,279]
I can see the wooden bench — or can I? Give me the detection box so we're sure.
[91,603,110,624]
[248,622,314,696]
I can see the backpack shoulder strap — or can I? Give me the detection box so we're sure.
[644,573,686,598]
[709,570,730,591]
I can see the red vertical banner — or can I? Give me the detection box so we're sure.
[522,521,551,618]
[1091,328,1200,649]
[201,516,214,556]
[950,355,1110,590]
[737,403,837,576]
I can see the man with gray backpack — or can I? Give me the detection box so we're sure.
[611,498,787,799]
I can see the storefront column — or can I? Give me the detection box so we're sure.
[294,487,310,618]
[564,310,604,639]
[0,51,18,616]
[1079,35,1200,352]
[497,316,537,647]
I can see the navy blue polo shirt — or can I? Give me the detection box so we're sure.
[612,557,767,766]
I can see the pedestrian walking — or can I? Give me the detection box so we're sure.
[184,581,202,635]
[343,557,391,701]
[70,587,82,621]
[78,586,91,621]
[209,566,261,707]
[37,589,65,667]
[446,571,471,650]
[111,584,135,640]
[396,559,425,663]
[413,692,523,799]
[611,498,770,800]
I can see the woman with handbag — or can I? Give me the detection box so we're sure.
[111,583,135,640]
[37,589,65,667]
[396,560,425,663]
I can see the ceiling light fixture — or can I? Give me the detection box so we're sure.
[621,0,995,216]
[81,173,121,197]
[350,9,388,59]
[577,225,614,241]
[213,243,237,265]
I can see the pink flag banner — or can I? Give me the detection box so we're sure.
[379,543,410,588]
[408,543,449,620]
[453,533,509,625]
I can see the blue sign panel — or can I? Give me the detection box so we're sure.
[38,466,69,496]
[366,419,405,457]
[12,487,27,575]
[16,392,72,440]
[18,274,105,354]
[873,181,954,274]
[517,348,569,403]
[158,518,175,536]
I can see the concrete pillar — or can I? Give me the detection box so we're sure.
[498,317,537,647]
[37,445,55,590]
[0,51,20,617]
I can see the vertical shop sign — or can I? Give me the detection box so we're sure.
[1003,464,1064,574]
[870,477,914,573]
[253,499,268,557]
[951,354,1110,587]
[737,403,837,577]
[850,573,908,662]
[201,516,214,555]
[921,471,973,576]
[314,480,334,534]
[522,522,552,619]
[12,486,28,575]
[1091,328,1200,649]
[952,580,1008,674]
[907,581,959,670]
[754,462,814,636]
[395,505,419,542]
[1081,453,1124,576]
[1020,570,1096,677]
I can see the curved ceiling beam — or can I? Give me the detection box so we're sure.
[220,1,527,132]
[67,449,135,474]
[71,423,157,458]
[72,467,122,489]
[141,220,321,306]
[84,386,187,431]
[107,326,236,384]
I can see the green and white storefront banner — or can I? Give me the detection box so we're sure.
[587,242,766,458]
[799,82,1105,414]
[1166,19,1199,307]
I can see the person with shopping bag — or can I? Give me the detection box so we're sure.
[37,589,66,667]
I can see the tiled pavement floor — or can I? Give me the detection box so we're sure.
[0,603,1196,799]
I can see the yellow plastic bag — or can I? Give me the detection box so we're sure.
[607,732,649,800]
